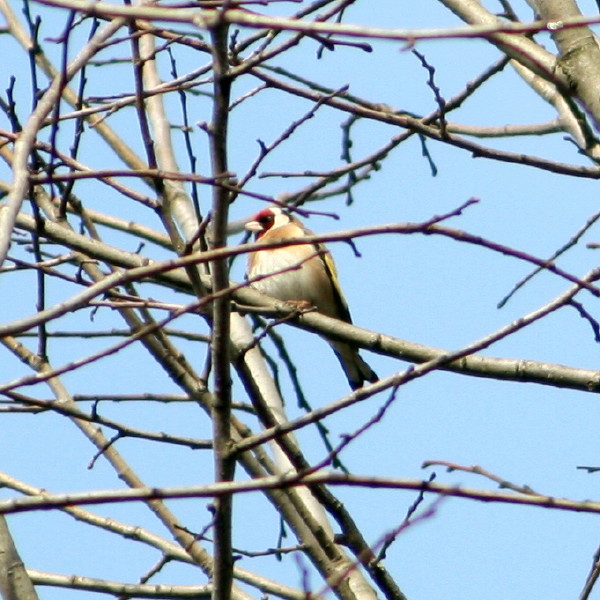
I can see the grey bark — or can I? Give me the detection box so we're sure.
[0,516,39,600]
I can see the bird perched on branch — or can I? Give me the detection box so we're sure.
[245,206,378,390]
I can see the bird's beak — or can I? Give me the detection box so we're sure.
[245,221,262,233]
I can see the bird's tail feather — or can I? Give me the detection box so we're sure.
[330,341,378,390]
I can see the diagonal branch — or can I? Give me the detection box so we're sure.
[0,15,126,267]
[0,515,39,600]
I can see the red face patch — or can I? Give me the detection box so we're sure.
[252,208,276,233]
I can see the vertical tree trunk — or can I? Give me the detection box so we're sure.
[0,516,39,600]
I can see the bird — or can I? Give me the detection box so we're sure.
[245,205,378,390]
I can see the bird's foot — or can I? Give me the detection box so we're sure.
[286,299,313,310]
[285,300,317,316]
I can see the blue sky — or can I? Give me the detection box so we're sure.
[3,1,600,599]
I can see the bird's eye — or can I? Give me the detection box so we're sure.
[259,214,274,224]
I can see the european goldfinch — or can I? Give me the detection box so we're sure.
[245,206,378,390]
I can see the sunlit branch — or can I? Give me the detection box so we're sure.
[0,16,126,268]
[30,0,600,44]
[2,472,600,516]
[0,471,309,600]
[0,389,212,448]
[27,571,212,598]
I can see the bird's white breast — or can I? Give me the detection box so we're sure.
[250,246,318,304]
